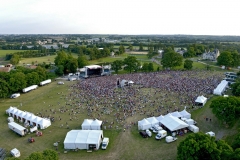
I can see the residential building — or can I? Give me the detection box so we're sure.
[202,49,220,61]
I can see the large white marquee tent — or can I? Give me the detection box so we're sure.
[64,130,103,150]
[213,80,228,95]
[159,115,189,132]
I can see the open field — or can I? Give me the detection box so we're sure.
[0,50,31,58]
[0,69,238,160]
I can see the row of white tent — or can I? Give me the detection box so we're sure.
[5,107,51,129]
[64,130,103,150]
[213,80,228,95]
[81,119,103,130]
[138,110,191,131]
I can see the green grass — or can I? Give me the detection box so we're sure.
[0,50,31,58]
[0,70,238,160]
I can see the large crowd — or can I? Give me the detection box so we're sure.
[53,70,223,129]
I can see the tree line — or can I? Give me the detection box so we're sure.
[0,66,54,98]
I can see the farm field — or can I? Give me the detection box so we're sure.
[0,50,30,58]
[0,70,237,160]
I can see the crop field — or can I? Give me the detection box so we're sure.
[0,69,237,160]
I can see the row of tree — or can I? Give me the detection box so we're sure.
[0,66,53,98]
[217,50,240,67]
[177,132,240,160]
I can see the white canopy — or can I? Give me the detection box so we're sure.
[146,117,159,127]
[6,106,14,115]
[39,118,51,129]
[213,80,228,95]
[81,119,93,130]
[195,95,207,106]
[160,115,189,132]
[171,111,183,118]
[91,119,102,130]
[120,80,128,88]
[28,114,37,125]
[15,110,23,119]
[156,115,165,122]
[138,118,151,130]
[33,117,43,124]
[23,112,32,121]
[179,110,191,119]
[64,130,103,150]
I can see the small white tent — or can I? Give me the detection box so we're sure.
[6,106,14,116]
[33,117,43,127]
[138,118,151,130]
[146,117,159,127]
[156,115,165,122]
[213,80,228,95]
[91,119,102,130]
[81,119,93,130]
[28,114,37,125]
[10,108,19,118]
[179,110,191,119]
[195,95,207,106]
[160,115,189,132]
[120,80,128,88]
[171,111,183,118]
[39,118,51,129]
[22,112,32,122]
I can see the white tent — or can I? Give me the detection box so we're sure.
[156,115,165,122]
[64,130,103,150]
[64,130,79,149]
[10,108,19,118]
[18,111,27,120]
[171,111,183,118]
[195,95,207,106]
[28,114,37,125]
[159,115,189,132]
[91,119,102,130]
[39,118,51,129]
[120,80,128,88]
[33,117,43,127]
[22,112,32,122]
[146,117,159,127]
[213,80,228,95]
[81,119,93,130]
[6,106,14,115]
[138,118,152,130]
[14,110,23,119]
[179,110,191,119]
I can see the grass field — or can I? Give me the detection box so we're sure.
[0,69,238,159]
[0,50,31,58]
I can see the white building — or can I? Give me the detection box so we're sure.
[202,49,220,61]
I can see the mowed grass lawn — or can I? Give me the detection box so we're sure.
[0,77,238,160]
[0,50,31,58]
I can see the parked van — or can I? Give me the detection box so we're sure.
[155,130,167,140]
[102,137,109,150]
[165,136,177,143]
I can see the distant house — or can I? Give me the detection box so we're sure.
[202,49,220,61]
[42,45,59,49]
[111,51,115,57]
[175,49,186,56]
[0,64,12,72]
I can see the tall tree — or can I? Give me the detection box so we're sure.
[65,57,78,73]
[184,59,193,70]
[0,79,10,98]
[9,72,27,92]
[123,56,140,73]
[177,132,221,160]
[142,63,149,72]
[111,60,123,74]
[217,51,233,67]
[77,54,88,68]
[10,54,20,65]
[139,43,144,51]
[148,63,154,72]
[119,45,125,54]
[161,51,183,69]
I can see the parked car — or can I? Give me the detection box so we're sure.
[153,126,163,133]
[165,136,177,143]
[139,131,148,138]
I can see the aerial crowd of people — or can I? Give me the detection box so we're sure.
[45,70,222,130]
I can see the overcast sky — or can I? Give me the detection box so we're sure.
[0,0,240,35]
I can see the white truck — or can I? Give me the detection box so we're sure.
[184,119,197,125]
[8,122,28,136]
[40,79,51,86]
[165,136,177,143]
[22,85,38,93]
[206,131,215,137]
[155,130,167,140]
[102,137,109,150]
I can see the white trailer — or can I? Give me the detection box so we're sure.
[22,85,38,93]
[40,79,51,86]
[8,122,28,136]
[101,137,109,150]
[188,125,199,133]
[184,119,197,125]
[11,148,20,158]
